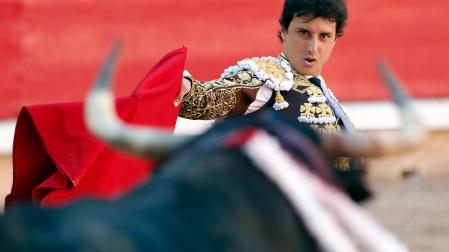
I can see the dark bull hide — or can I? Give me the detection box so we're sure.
[0,44,416,251]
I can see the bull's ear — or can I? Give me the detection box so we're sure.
[322,59,428,158]
[84,41,191,158]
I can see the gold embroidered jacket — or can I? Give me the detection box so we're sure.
[180,56,344,135]
[179,70,263,120]
[179,56,358,171]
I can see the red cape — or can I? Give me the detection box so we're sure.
[6,47,187,208]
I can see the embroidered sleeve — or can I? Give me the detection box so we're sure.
[179,70,264,120]
[179,57,294,120]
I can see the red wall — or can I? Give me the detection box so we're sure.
[1,0,448,118]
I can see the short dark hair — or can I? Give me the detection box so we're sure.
[278,0,348,40]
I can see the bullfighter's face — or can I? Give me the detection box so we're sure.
[281,16,337,77]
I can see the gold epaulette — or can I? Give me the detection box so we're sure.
[248,57,292,84]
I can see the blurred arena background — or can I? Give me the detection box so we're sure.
[1,0,448,251]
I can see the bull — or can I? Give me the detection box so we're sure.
[0,43,424,252]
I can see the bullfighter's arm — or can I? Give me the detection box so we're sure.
[179,70,264,120]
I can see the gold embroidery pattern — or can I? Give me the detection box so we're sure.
[317,103,333,118]
[310,123,340,135]
[179,70,263,120]
[292,73,337,127]
[323,123,340,134]
[337,157,351,171]
[250,57,290,83]
[300,103,315,117]
[294,77,340,139]
[299,102,333,118]
[279,55,356,171]
[292,75,312,93]
[306,85,324,97]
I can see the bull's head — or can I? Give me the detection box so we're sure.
[85,42,428,159]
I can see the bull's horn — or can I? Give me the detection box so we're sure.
[84,41,190,158]
[322,59,428,157]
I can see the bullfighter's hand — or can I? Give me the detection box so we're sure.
[173,78,192,107]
